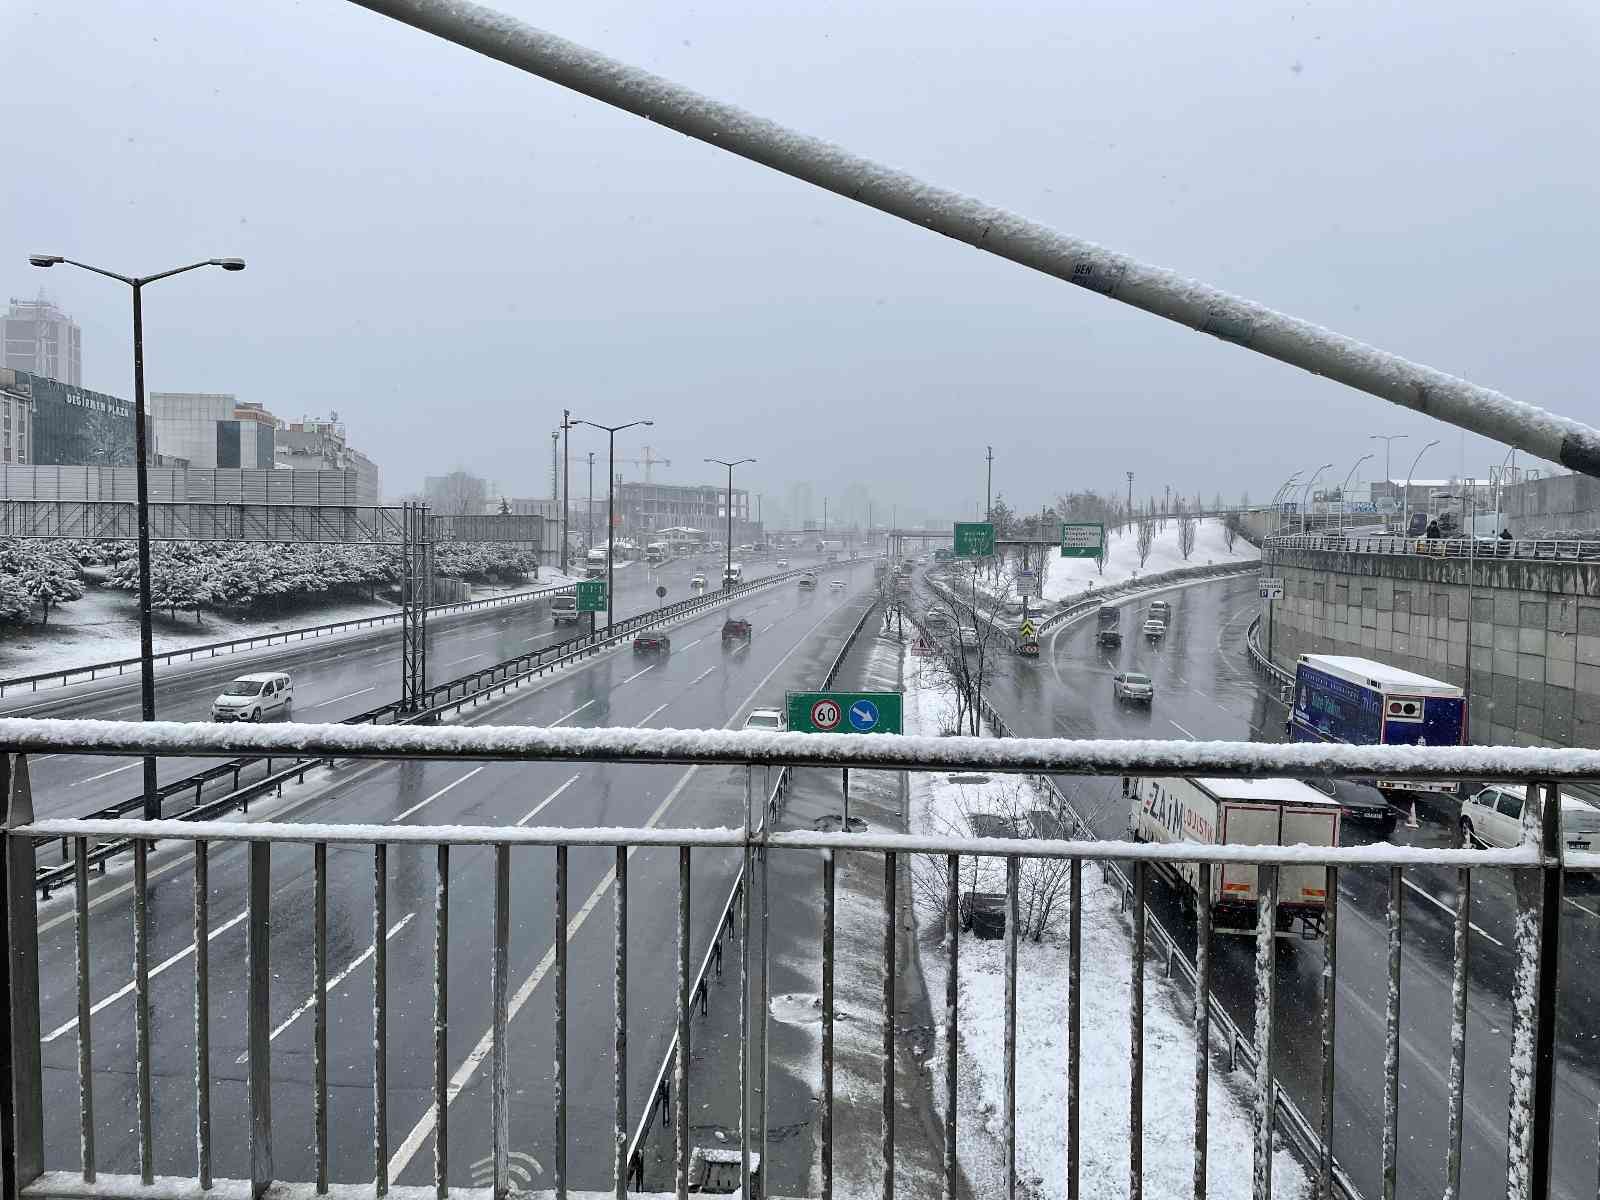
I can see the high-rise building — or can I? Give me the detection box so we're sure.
[151,393,277,469]
[3,296,81,386]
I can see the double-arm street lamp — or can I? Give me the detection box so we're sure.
[705,458,756,590]
[30,253,245,819]
[571,417,652,631]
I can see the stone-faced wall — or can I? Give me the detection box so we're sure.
[1264,548,1600,747]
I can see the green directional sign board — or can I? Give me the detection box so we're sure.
[786,691,904,735]
[1060,522,1105,559]
[953,522,994,559]
[576,579,608,613]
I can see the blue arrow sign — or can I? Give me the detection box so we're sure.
[848,699,881,732]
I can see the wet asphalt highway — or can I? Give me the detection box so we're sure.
[969,571,1600,1200]
[25,554,873,1189]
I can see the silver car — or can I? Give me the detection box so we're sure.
[1112,671,1155,705]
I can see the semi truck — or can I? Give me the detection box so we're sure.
[1126,775,1340,939]
[1288,653,1465,794]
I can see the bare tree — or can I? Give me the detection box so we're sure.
[1136,517,1155,568]
[1223,511,1241,553]
[918,559,1019,736]
[425,469,489,517]
[1178,507,1197,560]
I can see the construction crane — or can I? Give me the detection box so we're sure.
[551,444,672,481]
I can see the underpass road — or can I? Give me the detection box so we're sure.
[32,556,874,1190]
[962,570,1600,1200]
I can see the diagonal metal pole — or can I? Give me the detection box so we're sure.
[344,0,1600,477]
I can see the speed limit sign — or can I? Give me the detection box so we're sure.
[809,699,842,731]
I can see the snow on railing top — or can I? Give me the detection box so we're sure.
[6,717,1600,781]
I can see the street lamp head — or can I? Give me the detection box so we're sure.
[28,254,62,268]
[214,258,246,272]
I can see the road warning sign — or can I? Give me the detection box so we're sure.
[1019,618,1037,640]
[911,634,936,658]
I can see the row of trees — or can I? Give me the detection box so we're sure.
[0,540,87,626]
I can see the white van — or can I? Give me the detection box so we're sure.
[1459,785,1600,851]
[551,593,579,625]
[212,672,294,722]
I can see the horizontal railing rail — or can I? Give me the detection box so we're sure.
[1267,531,1600,563]
[1246,613,1296,688]
[0,727,1578,1200]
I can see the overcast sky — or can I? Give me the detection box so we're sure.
[3,0,1596,522]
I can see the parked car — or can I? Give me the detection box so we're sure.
[212,672,294,722]
[1143,618,1166,641]
[1460,785,1600,850]
[1304,777,1398,833]
[722,617,753,644]
[743,707,785,732]
[632,632,671,655]
[1112,671,1155,705]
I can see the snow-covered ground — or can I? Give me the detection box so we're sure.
[1040,518,1257,604]
[900,641,1310,1200]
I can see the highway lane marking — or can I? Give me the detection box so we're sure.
[680,636,707,650]
[616,665,655,687]
[689,667,716,686]
[1169,720,1199,741]
[391,767,486,823]
[517,775,582,826]
[1564,896,1600,920]
[239,913,417,1058]
[440,654,486,668]
[636,701,672,726]
[387,591,847,1181]
[42,908,252,1043]
[1400,878,1504,946]
[551,699,594,726]
[307,686,377,710]
[69,762,140,787]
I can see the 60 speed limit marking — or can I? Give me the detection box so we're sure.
[809,698,842,730]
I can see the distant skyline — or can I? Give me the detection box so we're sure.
[4,0,1593,514]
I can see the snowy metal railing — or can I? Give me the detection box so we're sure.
[1245,614,1296,689]
[1267,532,1600,563]
[0,723,1584,1200]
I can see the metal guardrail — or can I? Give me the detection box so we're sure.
[1267,532,1600,564]
[1246,613,1296,689]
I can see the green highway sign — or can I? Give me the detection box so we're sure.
[576,579,608,613]
[953,522,994,559]
[786,691,904,735]
[1060,522,1105,559]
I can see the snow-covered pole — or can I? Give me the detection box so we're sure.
[1380,867,1402,1200]
[344,0,1600,477]
[1250,865,1278,1200]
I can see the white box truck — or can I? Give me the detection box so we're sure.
[1125,775,1340,939]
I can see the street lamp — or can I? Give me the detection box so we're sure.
[705,457,756,591]
[1368,434,1408,523]
[1270,471,1302,533]
[571,417,652,632]
[31,253,244,819]
[1338,452,1373,531]
[1299,463,1334,534]
[1403,439,1441,536]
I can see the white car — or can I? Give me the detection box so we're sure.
[212,672,294,722]
[1143,619,1166,641]
[776,560,788,569]
[690,574,707,590]
[743,707,785,732]
[1460,785,1600,850]
[829,579,845,590]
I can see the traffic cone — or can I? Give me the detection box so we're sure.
[1406,801,1419,830]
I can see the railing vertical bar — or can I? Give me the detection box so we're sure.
[1318,866,1339,1200]
[193,842,211,1190]
[72,838,94,1183]
[675,846,691,1200]
[1252,864,1278,1200]
[1382,865,1402,1200]
[823,849,837,1200]
[314,843,329,1195]
[883,850,897,1200]
[1067,856,1081,1200]
[613,846,627,1200]
[374,843,389,1196]
[1130,859,1146,1200]
[1192,861,1211,1200]
[1004,855,1019,1200]
[759,840,771,1181]
[434,844,450,1200]
[248,841,273,1200]
[1527,781,1564,1200]
[5,751,45,1195]
[945,851,959,1200]
[554,844,568,1200]
[492,844,510,1200]
[133,838,153,1185]
[1444,863,1468,1200]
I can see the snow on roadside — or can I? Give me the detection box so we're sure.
[1041,518,1257,604]
[900,641,1310,1200]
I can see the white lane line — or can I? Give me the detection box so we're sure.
[517,775,582,826]
[616,665,655,687]
[637,700,672,727]
[69,762,139,787]
[440,654,486,668]
[463,630,507,644]
[391,767,486,823]
[759,622,776,633]
[680,636,706,650]
[238,913,417,1059]
[1564,896,1600,920]
[689,667,715,686]
[1169,720,1199,741]
[43,908,251,1042]
[1402,878,1504,946]
[387,589,844,1181]
[552,699,594,726]
[308,686,376,710]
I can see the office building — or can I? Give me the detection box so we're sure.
[0,368,151,466]
[2,296,81,386]
[151,393,277,470]
[1,371,29,464]
[276,414,381,505]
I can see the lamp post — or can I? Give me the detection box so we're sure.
[1338,452,1374,532]
[706,458,756,591]
[1403,439,1441,537]
[571,417,652,631]
[1299,463,1334,534]
[30,253,244,820]
[1368,434,1408,526]
[586,452,595,551]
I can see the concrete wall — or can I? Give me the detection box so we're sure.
[1263,547,1600,747]
[1500,474,1600,535]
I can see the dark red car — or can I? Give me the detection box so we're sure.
[632,632,671,655]
[721,617,752,644]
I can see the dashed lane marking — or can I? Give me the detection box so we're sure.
[517,775,582,826]
[69,762,139,787]
[308,686,376,710]
[1402,878,1505,946]
[551,699,594,727]
[1169,720,1199,741]
[439,653,485,668]
[390,767,485,823]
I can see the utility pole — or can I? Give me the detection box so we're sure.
[561,409,572,575]
[1126,471,1134,525]
[986,445,994,521]
[823,497,829,538]
[586,452,595,550]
